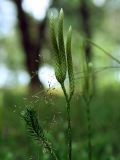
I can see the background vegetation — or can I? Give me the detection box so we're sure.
[1,0,120,159]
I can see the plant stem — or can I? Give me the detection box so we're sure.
[66,100,72,160]
[43,140,59,160]
[61,83,72,160]
[86,100,92,160]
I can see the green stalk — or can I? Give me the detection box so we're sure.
[50,9,74,160]
[86,100,92,160]
[81,54,93,160]
[61,83,72,160]
[43,140,59,160]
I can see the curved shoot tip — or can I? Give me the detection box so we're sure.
[59,8,64,17]
[69,25,72,32]
[68,26,72,37]
[60,8,64,13]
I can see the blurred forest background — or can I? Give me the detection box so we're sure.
[1,0,120,159]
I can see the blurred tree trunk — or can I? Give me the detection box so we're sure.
[12,0,47,91]
[79,0,93,62]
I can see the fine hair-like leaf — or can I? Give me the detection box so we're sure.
[87,39,120,64]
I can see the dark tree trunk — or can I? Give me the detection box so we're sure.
[79,0,92,62]
[13,0,47,91]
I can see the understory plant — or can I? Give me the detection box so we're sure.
[80,49,94,160]
[49,9,74,160]
[22,108,59,160]
[22,9,74,160]
[22,8,120,160]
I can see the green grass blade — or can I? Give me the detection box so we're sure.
[87,39,120,64]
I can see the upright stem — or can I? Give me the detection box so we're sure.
[66,100,72,160]
[61,83,72,160]
[86,100,92,160]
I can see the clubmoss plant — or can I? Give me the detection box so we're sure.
[22,108,59,160]
[21,9,114,160]
[22,9,74,160]
[50,9,74,160]
[80,48,94,160]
